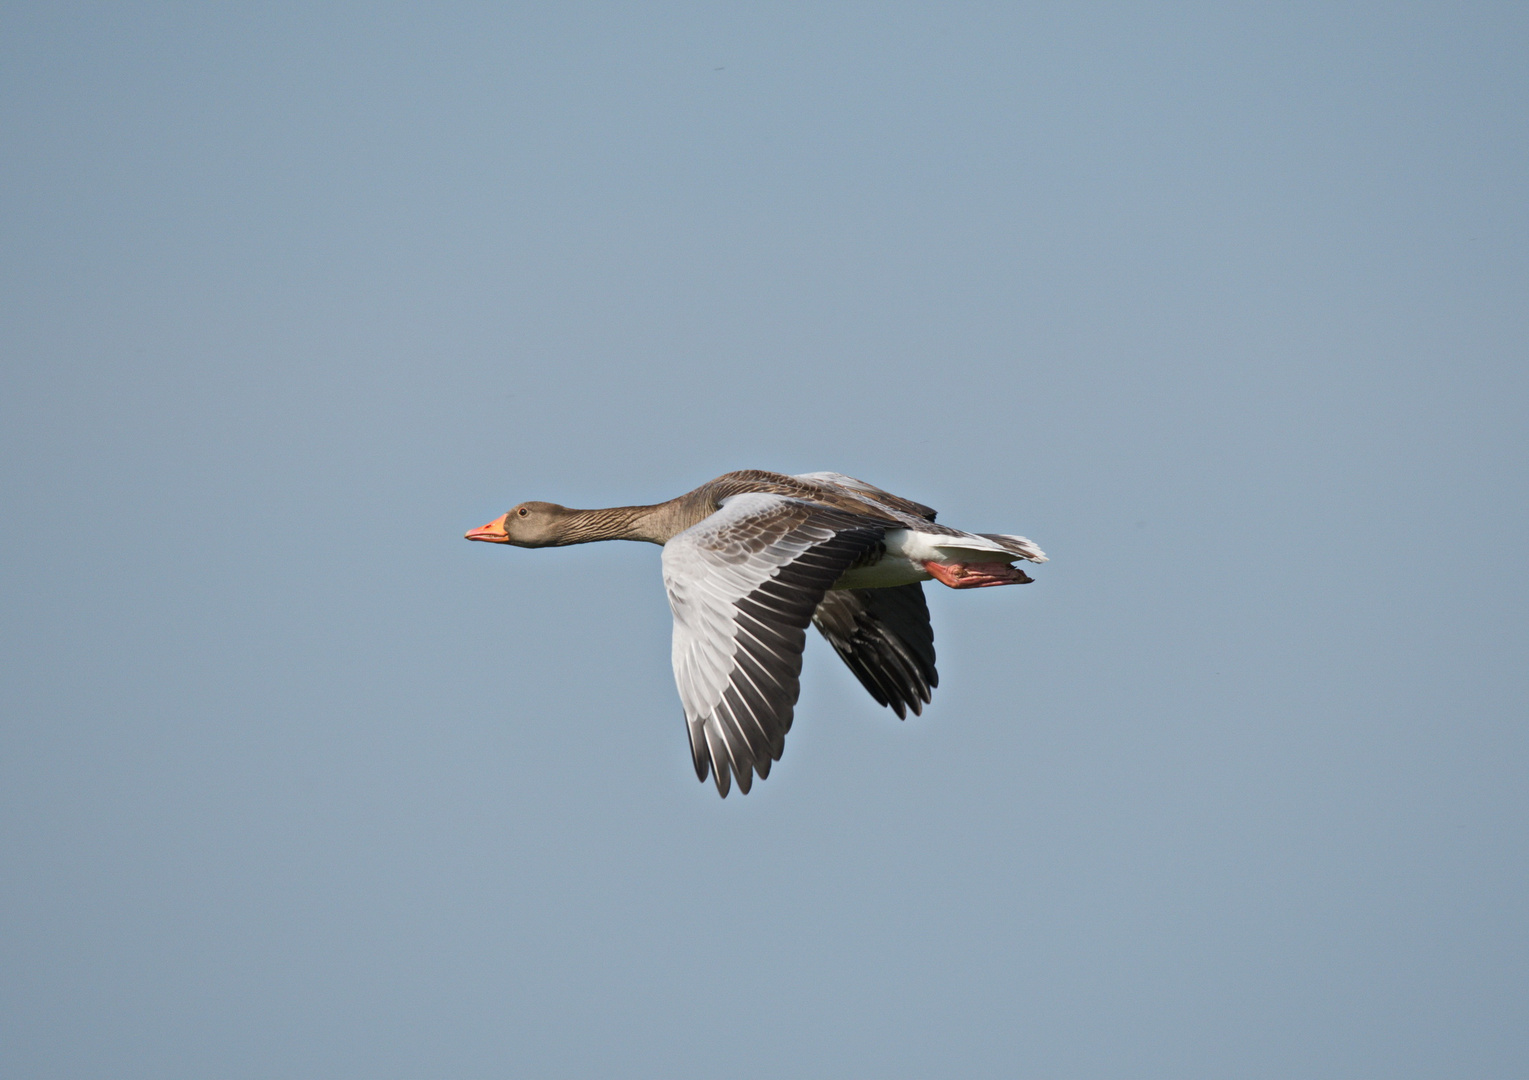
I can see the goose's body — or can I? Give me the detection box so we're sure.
[466,470,1046,796]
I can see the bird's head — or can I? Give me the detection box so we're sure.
[464,502,572,547]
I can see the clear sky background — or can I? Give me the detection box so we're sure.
[2,4,1525,1078]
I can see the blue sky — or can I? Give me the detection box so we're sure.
[2,5,1525,1077]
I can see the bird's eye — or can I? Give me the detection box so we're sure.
[517,507,529,517]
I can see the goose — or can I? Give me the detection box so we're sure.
[465,470,1046,796]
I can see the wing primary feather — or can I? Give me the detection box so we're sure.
[702,718,733,797]
[728,654,789,759]
[687,717,711,782]
[717,696,768,780]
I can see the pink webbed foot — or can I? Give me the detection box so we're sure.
[923,561,1035,589]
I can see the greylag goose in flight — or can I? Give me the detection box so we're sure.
[465,470,1046,796]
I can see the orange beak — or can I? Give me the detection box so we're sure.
[465,513,511,542]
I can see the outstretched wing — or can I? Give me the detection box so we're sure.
[812,584,938,719]
[662,493,885,797]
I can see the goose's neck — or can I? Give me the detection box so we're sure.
[555,500,692,545]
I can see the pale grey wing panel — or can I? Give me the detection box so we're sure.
[661,493,886,797]
[813,584,938,719]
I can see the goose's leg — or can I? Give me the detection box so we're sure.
[923,561,1034,589]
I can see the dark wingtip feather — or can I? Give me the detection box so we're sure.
[688,718,711,782]
[703,721,733,797]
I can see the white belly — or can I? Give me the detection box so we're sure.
[831,554,932,589]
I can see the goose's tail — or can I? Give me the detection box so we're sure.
[977,533,1048,563]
